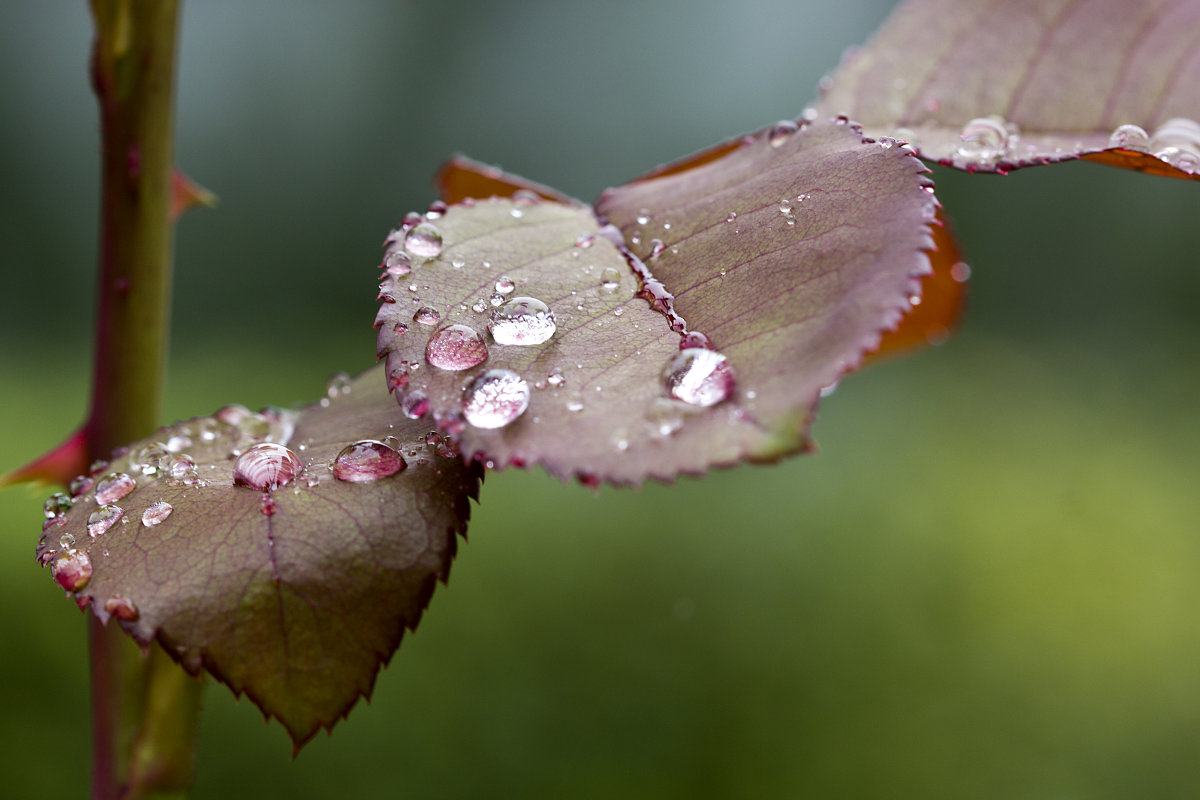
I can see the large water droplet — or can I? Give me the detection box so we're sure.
[104,596,139,621]
[462,369,530,429]
[132,443,170,476]
[167,455,198,486]
[95,473,136,505]
[332,440,407,483]
[52,549,92,592]
[43,492,72,520]
[88,504,124,538]
[664,349,735,407]
[1149,118,1200,172]
[142,500,173,527]
[232,443,303,491]
[405,222,443,258]
[384,249,412,276]
[1107,123,1150,151]
[413,306,442,326]
[955,116,1011,165]
[426,324,489,371]
[488,297,556,345]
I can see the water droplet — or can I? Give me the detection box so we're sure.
[664,349,735,407]
[89,459,110,476]
[69,475,94,497]
[142,500,173,527]
[393,321,409,335]
[646,399,686,438]
[509,207,524,218]
[43,492,72,520]
[565,395,585,413]
[52,549,92,592]
[88,505,123,538]
[955,116,1011,165]
[1107,123,1150,151]
[611,429,630,452]
[1150,118,1200,161]
[546,369,566,387]
[166,433,192,452]
[104,596,139,621]
[167,455,198,486]
[636,209,650,225]
[400,390,430,419]
[413,306,442,326]
[215,403,252,426]
[236,413,271,441]
[488,297,556,345]
[600,267,621,292]
[575,233,595,248]
[404,222,443,258]
[95,473,136,505]
[471,299,487,313]
[426,324,489,371]
[332,440,407,483]
[326,371,352,399]
[462,369,530,429]
[131,443,170,476]
[494,276,516,295]
[259,495,278,516]
[769,120,799,146]
[648,238,665,260]
[384,250,412,276]
[232,443,303,491]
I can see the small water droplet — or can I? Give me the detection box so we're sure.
[131,443,170,476]
[259,495,278,516]
[955,116,1011,165]
[600,267,621,292]
[166,433,192,452]
[636,209,650,225]
[413,306,442,326]
[565,395,585,413]
[611,429,630,452]
[471,299,488,313]
[104,595,139,621]
[462,369,530,429]
[575,233,595,248]
[664,349,735,407]
[400,390,430,419]
[648,238,665,260]
[332,440,407,483]
[384,250,412,276]
[52,549,92,592]
[645,399,686,438]
[393,321,409,335]
[769,120,799,147]
[509,207,524,218]
[167,456,198,486]
[404,222,443,258]
[426,324,489,371]
[547,369,566,387]
[1107,123,1150,151]
[43,492,72,520]
[95,473,136,505]
[489,297,557,345]
[142,500,173,527]
[88,505,124,538]
[89,459,110,476]
[215,403,252,426]
[232,443,303,491]
[69,475,94,497]
[325,371,352,399]
[494,276,516,295]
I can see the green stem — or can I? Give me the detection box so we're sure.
[86,2,203,798]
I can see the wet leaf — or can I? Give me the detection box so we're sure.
[35,368,480,749]
[378,120,936,483]
[815,0,1200,178]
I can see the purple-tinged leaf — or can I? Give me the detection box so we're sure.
[815,0,1200,178]
[378,120,936,483]
[35,368,479,750]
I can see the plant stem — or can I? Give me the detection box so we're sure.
[86,2,203,798]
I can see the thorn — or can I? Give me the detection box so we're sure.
[170,168,217,222]
[0,425,89,489]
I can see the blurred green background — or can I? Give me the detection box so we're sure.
[2,1,1199,797]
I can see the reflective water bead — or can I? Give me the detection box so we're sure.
[132,443,170,476]
[88,504,124,538]
[1107,123,1150,151]
[488,297,557,346]
[105,596,139,621]
[167,455,198,485]
[400,390,430,420]
[769,120,799,147]
[232,443,303,491]
[546,369,566,387]
[52,549,92,592]
[326,371,352,398]
[413,306,442,326]
[462,369,530,429]
[664,349,735,407]
[384,249,412,276]
[600,267,621,291]
[426,324,489,371]
[95,473,136,505]
[215,403,252,426]
[69,475,94,497]
[43,492,72,520]
[955,116,1010,164]
[142,500,173,527]
[404,222,443,258]
[495,276,516,295]
[332,440,407,483]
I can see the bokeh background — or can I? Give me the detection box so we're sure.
[2,1,1199,797]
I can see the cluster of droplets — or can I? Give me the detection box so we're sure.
[1106,118,1200,173]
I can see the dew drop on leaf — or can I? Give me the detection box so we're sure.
[404,222,443,258]
[94,472,136,505]
[104,595,139,621]
[400,390,430,420]
[425,324,489,371]
[1107,123,1150,151]
[462,369,530,429]
[232,443,303,491]
[167,455,198,485]
[384,250,412,276]
[43,492,72,520]
[51,549,92,592]
[769,119,799,147]
[494,276,516,295]
[215,404,252,426]
[87,504,123,538]
[488,297,557,346]
[132,443,170,476]
[413,306,442,326]
[664,349,736,408]
[325,371,352,399]
[332,440,407,483]
[141,500,174,527]
[955,116,1012,165]
[69,475,94,497]
[600,267,621,292]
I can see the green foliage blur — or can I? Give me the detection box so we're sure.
[2,1,1198,797]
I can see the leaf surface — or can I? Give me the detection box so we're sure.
[377,120,937,483]
[36,369,479,749]
[815,0,1200,178]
